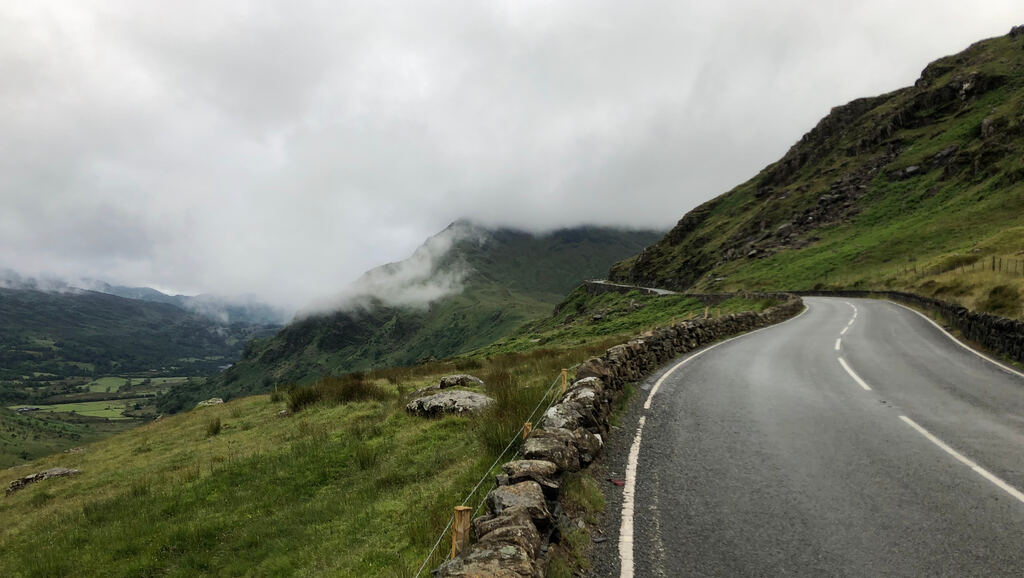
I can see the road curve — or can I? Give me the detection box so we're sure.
[597,297,1024,577]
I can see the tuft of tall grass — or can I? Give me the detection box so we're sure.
[287,375,393,413]
[205,417,222,437]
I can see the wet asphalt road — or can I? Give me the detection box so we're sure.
[592,297,1024,577]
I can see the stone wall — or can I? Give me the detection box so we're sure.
[794,290,1024,364]
[436,294,804,577]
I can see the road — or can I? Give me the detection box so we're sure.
[600,297,1024,577]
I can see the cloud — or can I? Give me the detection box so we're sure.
[0,1,1020,310]
[301,220,484,315]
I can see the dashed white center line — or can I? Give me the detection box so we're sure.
[840,326,849,336]
[835,338,841,351]
[838,357,872,391]
[900,415,1024,505]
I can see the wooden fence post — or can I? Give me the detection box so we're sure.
[452,506,472,559]
[523,422,532,440]
[561,369,568,395]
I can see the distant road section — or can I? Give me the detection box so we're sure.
[617,297,1024,577]
[588,279,677,295]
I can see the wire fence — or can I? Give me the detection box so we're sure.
[894,256,1024,279]
[413,363,581,577]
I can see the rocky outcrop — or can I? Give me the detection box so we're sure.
[437,294,804,576]
[406,390,495,417]
[196,398,224,407]
[6,467,80,497]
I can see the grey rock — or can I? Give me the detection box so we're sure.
[575,358,610,383]
[435,542,539,577]
[500,460,561,499]
[196,398,224,407]
[473,505,536,539]
[439,374,485,389]
[541,403,585,430]
[573,428,603,465]
[405,390,495,417]
[523,428,580,472]
[6,467,81,496]
[486,481,551,526]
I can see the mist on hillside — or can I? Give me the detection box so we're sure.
[299,221,487,317]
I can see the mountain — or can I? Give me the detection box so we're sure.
[0,271,289,326]
[89,283,290,326]
[0,287,276,383]
[610,26,1024,317]
[162,222,661,409]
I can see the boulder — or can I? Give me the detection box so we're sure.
[439,374,485,389]
[523,428,580,472]
[6,467,81,496]
[405,391,495,417]
[196,398,224,407]
[485,481,551,527]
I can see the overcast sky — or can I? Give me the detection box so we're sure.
[1,1,1020,309]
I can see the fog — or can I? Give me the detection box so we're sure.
[0,1,1019,310]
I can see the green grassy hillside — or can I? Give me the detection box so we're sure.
[0,288,273,380]
[0,284,717,576]
[611,27,1024,318]
[160,225,661,412]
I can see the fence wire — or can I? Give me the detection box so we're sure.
[413,363,581,577]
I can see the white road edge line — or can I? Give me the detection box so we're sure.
[840,326,849,336]
[838,357,872,391]
[885,300,1024,381]
[899,415,1024,505]
[620,304,810,577]
[835,338,841,351]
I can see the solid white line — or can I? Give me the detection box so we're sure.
[886,300,1024,381]
[618,415,645,578]
[838,357,872,391]
[835,338,841,351]
[620,303,811,577]
[899,415,1024,505]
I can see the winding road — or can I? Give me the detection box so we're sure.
[602,297,1024,577]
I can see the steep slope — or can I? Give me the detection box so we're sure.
[164,223,660,409]
[611,26,1024,317]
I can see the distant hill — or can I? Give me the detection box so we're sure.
[0,270,288,326]
[611,26,1024,318]
[162,222,661,410]
[0,287,276,383]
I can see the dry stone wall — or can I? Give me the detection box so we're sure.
[436,294,804,577]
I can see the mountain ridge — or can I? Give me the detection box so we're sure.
[610,26,1024,318]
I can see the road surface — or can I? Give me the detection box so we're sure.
[599,297,1024,577]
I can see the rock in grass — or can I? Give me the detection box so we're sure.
[6,467,80,497]
[439,374,485,389]
[196,398,224,407]
[405,390,495,417]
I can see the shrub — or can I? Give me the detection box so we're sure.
[287,386,321,413]
[269,389,284,403]
[205,417,222,437]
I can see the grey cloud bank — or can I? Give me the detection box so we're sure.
[0,1,1019,309]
